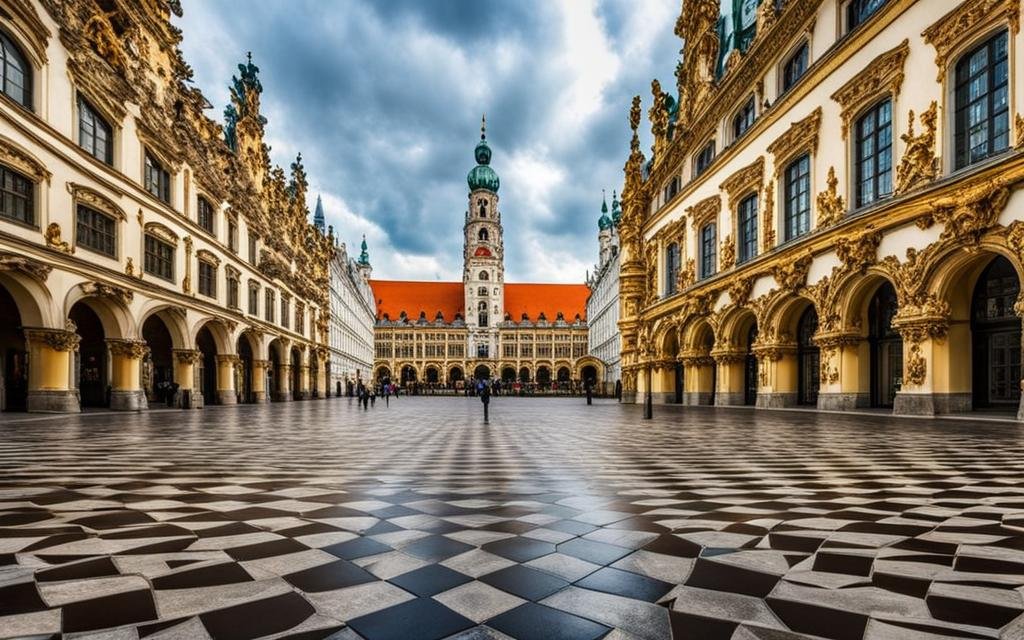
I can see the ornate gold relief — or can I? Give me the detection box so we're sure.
[67,183,127,221]
[1015,113,1024,149]
[894,102,938,195]
[107,339,150,359]
[173,349,202,365]
[904,343,927,385]
[929,178,1011,244]
[687,195,722,230]
[835,225,882,275]
[25,327,80,352]
[830,40,909,138]
[182,236,193,294]
[727,277,753,306]
[0,135,51,184]
[673,0,720,129]
[125,257,136,278]
[83,9,129,75]
[719,156,765,211]
[720,234,736,270]
[678,258,696,290]
[44,224,72,254]
[767,107,822,175]
[762,180,776,250]
[0,252,51,281]
[815,167,845,228]
[771,251,813,292]
[923,0,1021,81]
[649,80,671,163]
[79,281,133,306]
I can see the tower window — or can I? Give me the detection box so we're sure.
[478,199,488,217]
[478,228,489,241]
[478,300,488,327]
[479,270,489,281]
[478,286,488,296]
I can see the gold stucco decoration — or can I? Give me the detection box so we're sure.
[719,156,765,211]
[894,102,938,195]
[107,339,150,359]
[815,167,846,228]
[44,223,73,254]
[762,180,776,250]
[830,40,909,139]
[79,281,134,306]
[0,252,52,281]
[720,234,736,270]
[25,328,81,352]
[929,179,1011,244]
[922,0,1021,81]
[0,135,52,184]
[767,107,822,176]
[771,251,813,292]
[835,225,882,275]
[687,195,722,230]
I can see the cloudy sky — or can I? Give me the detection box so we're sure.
[176,1,679,283]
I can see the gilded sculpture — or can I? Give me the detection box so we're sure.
[44,223,72,254]
[895,102,938,194]
[815,167,845,228]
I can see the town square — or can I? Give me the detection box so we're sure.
[3,0,1024,637]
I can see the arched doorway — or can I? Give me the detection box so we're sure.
[0,283,27,412]
[868,282,902,408]
[377,367,392,383]
[426,366,439,384]
[536,366,551,386]
[664,330,682,403]
[474,364,490,381]
[581,365,597,389]
[196,326,218,405]
[518,366,530,383]
[401,365,417,384]
[501,366,515,382]
[448,366,463,387]
[971,256,1021,410]
[291,348,302,400]
[744,323,758,406]
[267,343,281,401]
[556,367,571,383]
[70,302,108,408]
[703,330,716,406]
[237,336,254,404]
[796,306,819,406]
[142,315,175,407]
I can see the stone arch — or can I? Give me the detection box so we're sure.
[448,365,464,385]
[63,283,134,339]
[0,268,51,327]
[189,317,234,355]
[136,302,189,349]
[683,317,715,352]
[573,355,605,381]
[424,363,441,384]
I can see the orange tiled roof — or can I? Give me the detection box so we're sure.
[369,280,589,323]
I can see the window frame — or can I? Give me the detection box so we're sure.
[143,233,175,282]
[699,223,717,280]
[0,28,32,110]
[845,0,889,34]
[144,151,171,204]
[197,196,216,235]
[694,141,716,178]
[953,29,1010,171]
[853,98,893,209]
[75,203,117,258]
[76,95,114,165]
[197,259,217,299]
[248,282,260,316]
[737,193,758,264]
[783,154,811,242]
[732,97,756,142]
[0,163,35,227]
[665,242,680,296]
[265,289,276,323]
[781,40,809,95]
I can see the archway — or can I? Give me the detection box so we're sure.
[70,302,108,408]
[971,256,1021,411]
[237,335,254,403]
[268,342,282,400]
[196,325,218,405]
[518,366,530,383]
[744,322,758,406]
[290,347,302,400]
[536,366,551,386]
[796,306,819,406]
[0,283,27,412]
[556,366,571,383]
[401,365,417,384]
[474,364,490,381]
[662,329,682,403]
[142,315,175,407]
[581,365,598,390]
[377,366,392,383]
[501,366,515,382]
[868,281,902,408]
[425,366,439,384]
[448,366,463,387]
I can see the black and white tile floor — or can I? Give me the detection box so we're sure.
[2,398,1024,639]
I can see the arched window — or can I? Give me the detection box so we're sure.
[479,270,489,281]
[478,199,488,217]
[954,30,1009,170]
[478,301,488,327]
[478,286,488,296]
[665,243,680,296]
[854,99,892,207]
[478,227,489,241]
[77,96,113,165]
[1,30,31,109]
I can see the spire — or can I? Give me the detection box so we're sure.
[601,189,608,213]
[481,113,487,140]
[598,189,612,231]
[313,194,325,233]
[468,115,499,192]
[358,234,370,266]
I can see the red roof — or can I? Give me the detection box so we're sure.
[369,280,589,323]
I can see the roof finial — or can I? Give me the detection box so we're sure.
[481,113,486,141]
[247,51,253,64]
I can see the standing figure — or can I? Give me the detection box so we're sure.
[480,382,491,423]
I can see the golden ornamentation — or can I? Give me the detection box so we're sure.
[83,9,129,75]
[67,183,127,221]
[649,79,670,163]
[771,251,813,292]
[766,107,822,175]
[673,0,720,128]
[196,249,221,267]
[904,343,927,386]
[79,281,134,306]
[0,252,52,281]
[0,135,52,184]
[720,234,736,270]
[687,195,721,230]
[834,225,882,275]
[216,354,242,366]
[894,102,938,195]
[830,40,909,139]
[922,0,1021,81]
[678,258,696,290]
[107,339,150,359]
[25,328,80,352]
[719,156,765,211]
[762,180,775,250]
[815,167,846,228]
[929,178,1011,244]
[144,222,178,246]
[1015,113,1024,149]
[173,349,202,364]
[755,0,778,40]
[727,277,753,307]
[124,257,135,278]
[183,236,193,294]
[44,223,73,254]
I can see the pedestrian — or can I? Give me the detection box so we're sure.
[384,384,390,407]
[586,381,592,406]
[480,381,490,423]
[370,386,376,407]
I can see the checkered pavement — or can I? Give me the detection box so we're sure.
[1,397,1024,639]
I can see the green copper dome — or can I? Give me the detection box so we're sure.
[467,115,500,193]
[358,234,370,266]
[611,190,622,225]
[598,192,612,231]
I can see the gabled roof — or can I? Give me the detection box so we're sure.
[504,283,588,322]
[369,280,589,323]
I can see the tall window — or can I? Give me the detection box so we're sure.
[695,141,716,177]
[198,260,216,298]
[281,298,290,329]
[227,218,238,253]
[265,289,276,323]
[784,154,811,241]
[954,31,1009,170]
[782,42,808,93]
[663,176,680,202]
[855,99,892,208]
[0,165,33,226]
[732,97,756,141]
[478,228,489,241]
[144,152,170,203]
[75,205,116,257]
[144,234,174,281]
[295,304,304,336]
[248,234,258,264]
[847,0,888,32]
[665,242,681,296]
[77,97,113,165]
[700,223,716,280]
[478,300,488,327]
[738,194,758,264]
[248,283,259,316]
[0,30,31,109]
[227,275,239,309]
[197,197,215,234]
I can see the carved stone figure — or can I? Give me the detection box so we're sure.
[895,102,938,194]
[816,167,845,228]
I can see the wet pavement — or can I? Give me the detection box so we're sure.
[1,397,1024,639]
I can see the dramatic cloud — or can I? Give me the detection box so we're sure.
[176,0,679,282]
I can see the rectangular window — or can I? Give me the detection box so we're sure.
[77,96,113,165]
[663,176,680,203]
[265,290,276,323]
[296,305,304,336]
[144,152,171,203]
[144,234,174,281]
[198,261,216,298]
[700,223,716,279]
[281,298,290,329]
[228,218,238,253]
[784,154,811,241]
[197,197,215,234]
[732,97,756,141]
[738,194,758,264]
[0,165,33,226]
[782,42,809,93]
[227,277,239,309]
[855,99,893,208]
[847,0,888,32]
[75,204,116,257]
[694,141,716,177]
[954,31,1009,170]
[665,242,680,296]
[248,234,258,264]
[248,284,259,316]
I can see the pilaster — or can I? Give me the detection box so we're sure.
[108,339,150,411]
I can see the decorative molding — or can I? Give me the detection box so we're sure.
[2,0,52,64]
[771,251,813,291]
[687,195,721,230]
[24,327,80,352]
[107,339,149,359]
[173,349,202,364]
[0,251,51,281]
[720,234,736,270]
[766,107,822,175]
[0,134,51,183]
[829,40,909,138]
[922,0,1021,81]
[44,223,72,254]
[144,221,179,246]
[834,225,882,275]
[894,101,939,195]
[196,249,221,267]
[67,182,127,220]
[815,166,846,228]
[719,156,765,211]
[927,178,1011,244]
[79,281,133,306]
[762,180,776,250]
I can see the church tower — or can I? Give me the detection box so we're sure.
[464,116,504,370]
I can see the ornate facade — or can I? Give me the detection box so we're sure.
[371,121,601,390]
[586,193,622,395]
[0,1,334,412]
[619,0,1024,418]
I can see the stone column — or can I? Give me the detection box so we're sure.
[24,328,80,413]
[815,332,864,411]
[252,359,269,403]
[277,363,293,402]
[215,355,239,405]
[315,353,327,399]
[753,342,797,408]
[681,353,714,405]
[893,313,959,416]
[711,350,746,406]
[173,349,202,409]
[107,339,150,411]
[648,361,670,404]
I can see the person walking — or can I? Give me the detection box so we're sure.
[586,381,593,406]
[384,383,390,407]
[370,386,376,407]
[480,381,490,423]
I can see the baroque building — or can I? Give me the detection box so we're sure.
[371,120,602,389]
[618,0,1024,418]
[0,1,335,412]
[317,196,375,395]
[586,192,622,395]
